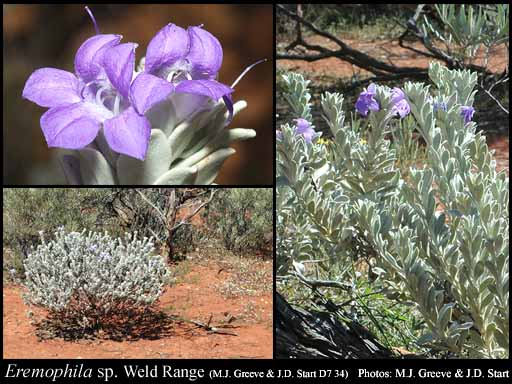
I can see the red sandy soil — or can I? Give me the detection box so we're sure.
[278,36,508,79]
[487,135,509,175]
[3,258,273,359]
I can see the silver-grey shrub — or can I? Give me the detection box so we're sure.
[277,63,509,358]
[23,228,170,332]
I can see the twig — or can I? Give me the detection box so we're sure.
[169,315,239,336]
[170,189,218,231]
[135,189,167,227]
[293,271,353,291]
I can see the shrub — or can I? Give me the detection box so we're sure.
[277,63,509,358]
[23,228,170,337]
[204,189,273,254]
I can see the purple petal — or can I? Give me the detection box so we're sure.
[102,42,137,99]
[175,79,233,100]
[23,68,81,108]
[103,107,151,160]
[367,83,377,95]
[392,99,410,118]
[294,118,315,144]
[222,94,234,125]
[460,106,475,124]
[74,34,122,82]
[368,98,380,112]
[391,87,405,104]
[186,26,223,79]
[355,97,369,116]
[145,23,189,74]
[130,73,175,115]
[40,102,102,149]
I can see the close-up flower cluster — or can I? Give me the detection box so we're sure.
[18,6,269,185]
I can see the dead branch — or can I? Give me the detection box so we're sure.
[276,4,427,78]
[170,189,218,232]
[170,315,239,336]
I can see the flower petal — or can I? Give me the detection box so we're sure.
[392,99,410,118]
[294,118,315,143]
[368,98,380,112]
[74,34,122,82]
[175,79,233,101]
[222,94,234,125]
[130,73,175,115]
[391,87,405,104]
[103,106,151,160]
[145,23,189,74]
[102,42,138,99]
[22,68,81,108]
[186,26,223,79]
[40,102,102,149]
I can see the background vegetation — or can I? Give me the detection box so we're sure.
[3,188,273,282]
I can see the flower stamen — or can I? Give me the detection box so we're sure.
[113,94,121,116]
[231,58,267,88]
[85,6,100,35]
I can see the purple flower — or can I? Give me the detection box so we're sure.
[294,118,315,144]
[390,87,410,118]
[132,23,235,122]
[276,130,283,141]
[22,8,263,162]
[460,106,475,124]
[23,11,150,160]
[355,83,380,117]
[433,101,447,112]
[98,252,111,262]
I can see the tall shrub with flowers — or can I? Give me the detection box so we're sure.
[277,62,508,358]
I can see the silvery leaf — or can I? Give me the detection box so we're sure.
[59,154,82,185]
[178,128,256,168]
[116,129,172,185]
[168,109,214,161]
[78,148,116,185]
[153,166,198,185]
[94,128,119,168]
[194,148,236,184]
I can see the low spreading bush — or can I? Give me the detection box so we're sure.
[23,228,170,337]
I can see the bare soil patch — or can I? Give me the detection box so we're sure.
[3,255,273,359]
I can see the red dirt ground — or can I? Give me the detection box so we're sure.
[3,257,273,359]
[278,37,508,80]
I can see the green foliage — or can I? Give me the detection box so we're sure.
[204,189,273,254]
[277,4,413,40]
[3,189,111,277]
[421,4,509,61]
